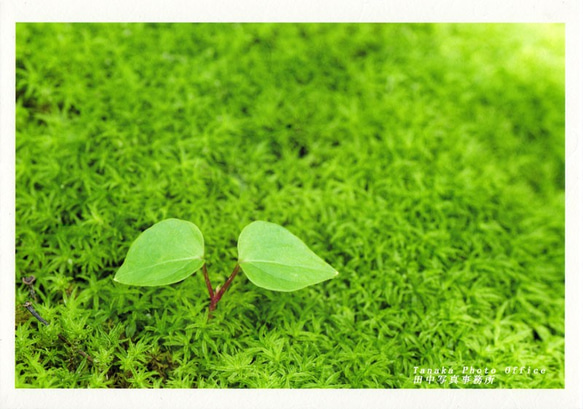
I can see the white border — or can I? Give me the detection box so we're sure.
[1,0,578,23]
[1,1,581,408]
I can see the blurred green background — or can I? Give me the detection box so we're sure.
[15,23,564,388]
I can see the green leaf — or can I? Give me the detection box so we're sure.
[114,218,204,286]
[237,221,338,292]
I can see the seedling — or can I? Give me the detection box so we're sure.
[113,219,338,317]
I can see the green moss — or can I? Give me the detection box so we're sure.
[15,23,564,388]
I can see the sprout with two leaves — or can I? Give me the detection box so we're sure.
[114,219,338,318]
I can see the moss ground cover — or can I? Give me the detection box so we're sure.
[15,23,564,388]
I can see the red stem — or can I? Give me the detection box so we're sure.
[202,264,214,298]
[208,264,240,314]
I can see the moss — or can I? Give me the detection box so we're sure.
[15,23,564,388]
